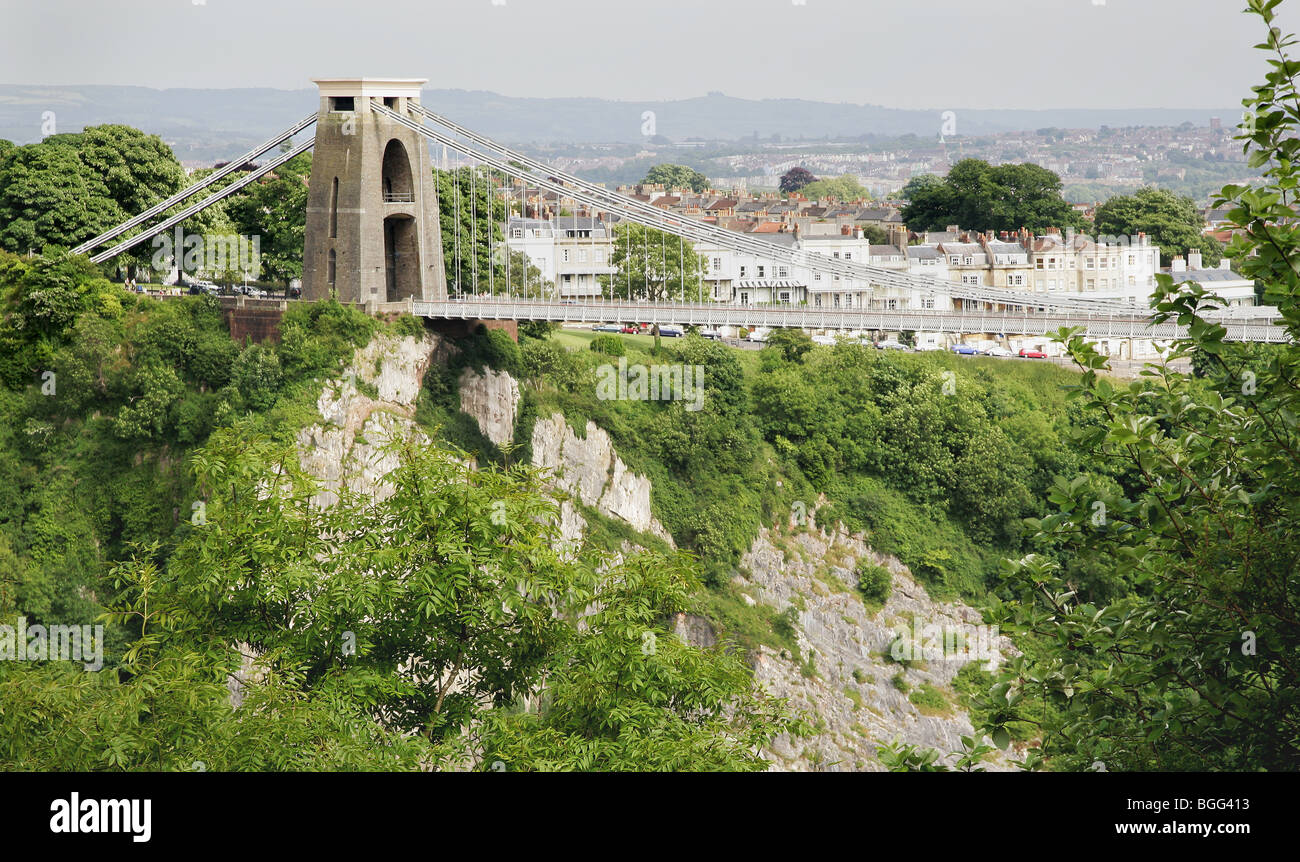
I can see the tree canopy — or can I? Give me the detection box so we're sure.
[779,167,816,195]
[961,0,1300,772]
[641,163,710,193]
[0,126,187,262]
[901,159,1084,234]
[1093,186,1224,267]
[797,176,872,202]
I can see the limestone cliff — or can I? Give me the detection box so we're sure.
[458,366,520,447]
[296,331,444,504]
[529,413,675,547]
[291,331,1007,771]
[739,514,1014,771]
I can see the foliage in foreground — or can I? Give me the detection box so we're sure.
[0,429,793,771]
[970,1,1300,772]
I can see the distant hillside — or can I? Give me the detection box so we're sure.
[0,84,1237,163]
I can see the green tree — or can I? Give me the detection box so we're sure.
[224,152,311,289]
[0,126,187,268]
[1093,186,1224,267]
[0,427,793,770]
[902,159,1083,233]
[602,222,701,346]
[642,164,710,193]
[799,176,871,202]
[974,2,1300,772]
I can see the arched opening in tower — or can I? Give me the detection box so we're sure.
[384,215,418,302]
[381,139,414,203]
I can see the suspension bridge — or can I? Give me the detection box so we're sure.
[66,78,1287,345]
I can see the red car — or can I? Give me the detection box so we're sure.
[621,325,640,334]
[1018,348,1047,359]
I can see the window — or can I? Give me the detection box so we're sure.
[329,177,339,238]
[329,96,355,112]
[777,266,789,277]
[510,228,523,239]
[964,256,974,265]
[1128,255,1136,266]
[1086,278,1096,291]
[712,257,722,270]
[562,249,570,263]
[739,265,747,278]
[814,273,822,281]
[578,249,588,263]
[1036,259,1045,270]
[779,291,791,303]
[814,296,822,308]
[844,252,853,260]
[740,292,750,305]
[757,265,766,278]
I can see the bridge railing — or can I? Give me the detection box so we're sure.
[407,297,1290,343]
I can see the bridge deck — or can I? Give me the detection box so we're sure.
[396,298,1289,343]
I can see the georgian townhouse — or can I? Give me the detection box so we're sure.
[983,239,1033,292]
[906,245,954,309]
[505,215,615,299]
[937,241,988,288]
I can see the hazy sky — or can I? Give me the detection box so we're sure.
[2,0,1293,109]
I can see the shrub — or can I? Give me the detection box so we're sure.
[589,334,625,356]
[856,561,892,608]
[908,682,950,715]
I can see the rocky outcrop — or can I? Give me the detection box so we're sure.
[530,413,674,546]
[296,331,441,506]
[740,513,1015,772]
[458,366,521,446]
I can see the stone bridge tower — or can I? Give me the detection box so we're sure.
[302,78,447,304]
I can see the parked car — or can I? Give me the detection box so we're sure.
[914,343,943,352]
[876,340,909,351]
[811,335,838,346]
[984,345,1014,358]
[620,325,640,334]
[700,329,722,340]
[592,324,622,333]
[951,344,979,355]
[658,326,684,337]
[1018,348,1048,359]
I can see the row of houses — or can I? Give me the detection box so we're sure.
[504,214,1256,312]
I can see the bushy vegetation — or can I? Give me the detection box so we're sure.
[855,562,892,609]
[589,334,625,356]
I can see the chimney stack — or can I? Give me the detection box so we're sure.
[1187,249,1203,270]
